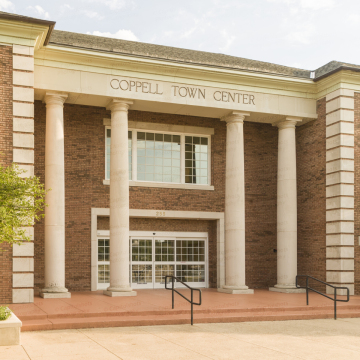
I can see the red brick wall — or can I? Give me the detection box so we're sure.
[34,103,227,291]
[296,98,327,291]
[0,45,13,303]
[354,93,360,294]
[33,102,292,291]
[244,122,278,288]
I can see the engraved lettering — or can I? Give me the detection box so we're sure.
[222,91,228,102]
[188,87,197,98]
[142,82,149,93]
[249,95,255,105]
[243,94,248,104]
[228,92,235,102]
[129,80,136,91]
[110,79,119,89]
[149,83,156,94]
[198,88,206,99]
[213,91,221,101]
[119,80,129,91]
[155,84,163,95]
[172,85,179,96]
[136,81,142,92]
[179,87,187,97]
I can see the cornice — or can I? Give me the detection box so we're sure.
[35,45,318,99]
[0,18,50,49]
[315,70,360,99]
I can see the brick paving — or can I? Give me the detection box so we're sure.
[10,289,360,331]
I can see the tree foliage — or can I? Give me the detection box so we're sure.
[0,163,47,245]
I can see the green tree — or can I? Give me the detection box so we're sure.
[0,163,47,246]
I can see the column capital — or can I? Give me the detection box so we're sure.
[106,98,133,112]
[43,91,68,107]
[273,116,302,129]
[221,111,250,124]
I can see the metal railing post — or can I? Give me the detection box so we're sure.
[165,275,202,325]
[172,276,174,309]
[306,276,309,305]
[191,289,194,326]
[296,274,349,321]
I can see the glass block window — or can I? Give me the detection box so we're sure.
[98,239,110,262]
[155,264,174,283]
[176,240,205,262]
[185,136,208,184]
[176,264,205,283]
[137,132,181,183]
[105,129,132,180]
[132,264,152,284]
[98,264,110,283]
[155,240,175,262]
[132,239,152,261]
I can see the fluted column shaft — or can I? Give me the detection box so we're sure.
[41,92,70,298]
[218,111,253,295]
[270,117,303,293]
[104,99,136,297]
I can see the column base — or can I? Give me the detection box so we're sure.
[40,292,71,299]
[103,290,137,297]
[218,286,254,295]
[269,286,305,294]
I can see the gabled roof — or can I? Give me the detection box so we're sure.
[1,11,360,81]
[49,30,312,79]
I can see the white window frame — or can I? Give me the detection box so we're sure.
[96,230,208,290]
[104,122,214,190]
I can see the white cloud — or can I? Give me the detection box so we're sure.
[286,25,315,44]
[87,29,138,41]
[84,0,132,10]
[0,0,14,11]
[299,0,335,10]
[104,0,126,10]
[219,30,236,52]
[27,5,50,19]
[82,10,104,20]
[180,27,197,39]
[267,0,335,10]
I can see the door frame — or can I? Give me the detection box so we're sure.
[95,230,208,290]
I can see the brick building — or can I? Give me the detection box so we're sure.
[0,11,358,304]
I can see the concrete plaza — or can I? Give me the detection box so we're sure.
[2,318,360,360]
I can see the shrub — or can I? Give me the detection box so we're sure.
[0,306,11,321]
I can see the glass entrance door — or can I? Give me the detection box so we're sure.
[130,234,207,289]
[97,232,207,290]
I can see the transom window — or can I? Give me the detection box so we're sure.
[105,128,210,185]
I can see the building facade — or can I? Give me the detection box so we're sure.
[0,12,359,304]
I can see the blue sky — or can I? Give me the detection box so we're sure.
[2,0,360,70]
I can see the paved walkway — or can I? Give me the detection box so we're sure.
[2,318,360,359]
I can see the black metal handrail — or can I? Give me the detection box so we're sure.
[165,275,202,325]
[296,275,350,320]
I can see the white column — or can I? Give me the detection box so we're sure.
[218,111,253,294]
[40,92,70,299]
[104,99,136,297]
[270,117,304,293]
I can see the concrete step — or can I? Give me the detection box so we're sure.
[17,303,360,321]
[20,307,360,331]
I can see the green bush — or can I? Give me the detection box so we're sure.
[0,306,11,321]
